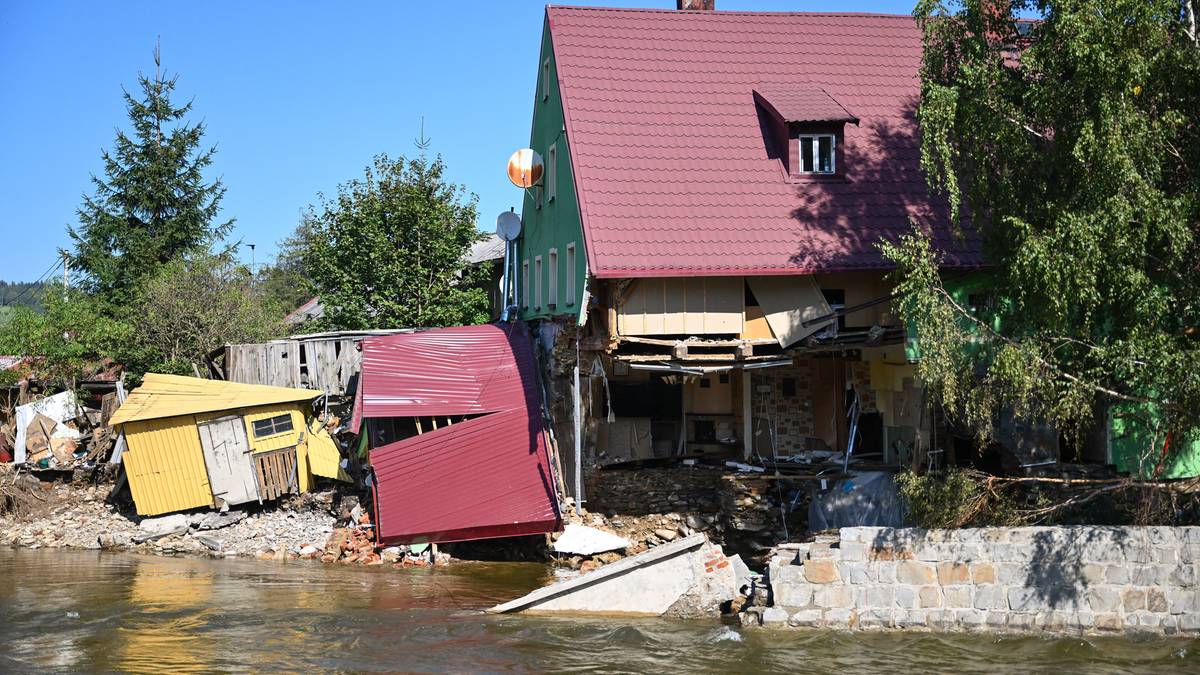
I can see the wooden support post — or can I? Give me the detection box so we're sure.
[430,417,439,430]
[742,369,753,461]
[414,418,424,435]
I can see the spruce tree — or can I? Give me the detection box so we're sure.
[69,46,232,305]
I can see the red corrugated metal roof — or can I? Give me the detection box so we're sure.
[546,6,982,278]
[362,322,561,544]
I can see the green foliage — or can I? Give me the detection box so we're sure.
[255,222,318,316]
[132,253,287,374]
[0,284,132,387]
[301,154,489,330]
[0,281,45,310]
[68,54,232,306]
[891,1,1200,467]
[896,469,1019,528]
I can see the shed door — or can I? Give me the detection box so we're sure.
[198,416,259,506]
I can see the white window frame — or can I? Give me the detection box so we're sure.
[522,259,530,308]
[566,242,576,306]
[798,134,837,174]
[542,58,551,101]
[548,248,558,308]
[547,143,557,202]
[534,255,543,310]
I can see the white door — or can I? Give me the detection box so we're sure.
[198,416,259,506]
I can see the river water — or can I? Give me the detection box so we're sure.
[0,548,1195,673]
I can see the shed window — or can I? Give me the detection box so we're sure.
[566,242,576,305]
[799,134,836,174]
[252,414,294,438]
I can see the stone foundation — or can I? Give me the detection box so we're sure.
[584,466,722,516]
[758,526,1199,635]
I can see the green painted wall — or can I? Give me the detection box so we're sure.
[518,16,587,322]
[1110,402,1200,479]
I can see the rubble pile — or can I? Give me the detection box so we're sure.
[0,478,340,560]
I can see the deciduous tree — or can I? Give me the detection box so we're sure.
[301,154,489,330]
[886,0,1200,469]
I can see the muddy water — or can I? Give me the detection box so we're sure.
[0,548,1196,673]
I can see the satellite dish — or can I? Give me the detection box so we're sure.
[507,148,543,188]
[496,211,522,241]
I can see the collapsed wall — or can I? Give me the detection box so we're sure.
[757,526,1199,636]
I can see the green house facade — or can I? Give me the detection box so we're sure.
[517,16,589,323]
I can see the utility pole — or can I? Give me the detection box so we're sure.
[61,250,69,300]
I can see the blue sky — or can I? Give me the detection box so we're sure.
[0,0,916,281]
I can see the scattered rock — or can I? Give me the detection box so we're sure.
[190,510,247,531]
[133,514,189,542]
[654,528,678,542]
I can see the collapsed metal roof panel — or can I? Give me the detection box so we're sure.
[371,407,560,544]
[361,322,561,544]
[354,323,536,421]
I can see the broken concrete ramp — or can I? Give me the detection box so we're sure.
[488,533,737,618]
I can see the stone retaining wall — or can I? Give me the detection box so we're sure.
[757,526,1199,635]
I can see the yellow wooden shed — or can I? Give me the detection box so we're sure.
[109,373,348,516]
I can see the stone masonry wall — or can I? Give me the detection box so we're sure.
[756,526,1199,636]
[583,466,722,516]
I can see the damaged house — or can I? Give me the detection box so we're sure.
[109,374,348,516]
[513,4,984,516]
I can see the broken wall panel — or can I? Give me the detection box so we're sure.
[616,277,744,336]
[746,275,834,347]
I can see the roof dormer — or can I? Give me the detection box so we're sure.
[753,85,858,180]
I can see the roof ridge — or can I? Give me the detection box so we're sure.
[547,5,915,19]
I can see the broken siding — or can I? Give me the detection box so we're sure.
[122,416,214,516]
[617,277,743,335]
[224,339,361,395]
[227,342,301,389]
[746,276,834,346]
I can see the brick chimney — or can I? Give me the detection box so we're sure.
[677,0,715,10]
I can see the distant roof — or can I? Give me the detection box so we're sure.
[109,373,321,426]
[284,296,323,326]
[753,85,858,124]
[467,232,506,265]
[545,6,981,277]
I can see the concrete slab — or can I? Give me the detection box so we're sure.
[490,533,723,616]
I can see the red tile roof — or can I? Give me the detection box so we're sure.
[360,322,561,544]
[547,6,981,277]
[753,85,858,124]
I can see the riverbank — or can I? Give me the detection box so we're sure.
[0,477,344,560]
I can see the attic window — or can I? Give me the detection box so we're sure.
[799,134,836,174]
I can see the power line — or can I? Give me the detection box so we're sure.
[2,257,64,307]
